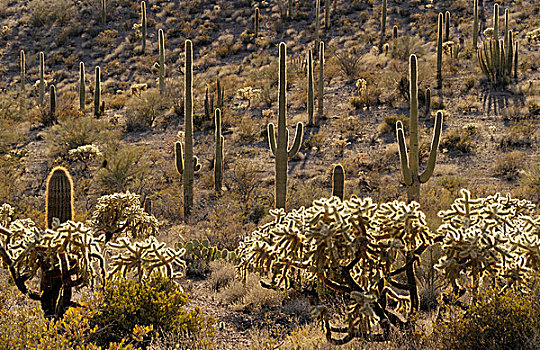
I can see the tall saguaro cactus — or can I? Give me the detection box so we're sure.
[20,50,25,91]
[444,11,451,41]
[392,25,398,57]
[49,85,56,124]
[267,43,303,209]
[141,1,147,54]
[45,166,74,229]
[94,66,101,117]
[317,41,324,120]
[473,0,479,48]
[436,13,443,89]
[158,29,165,94]
[182,40,196,219]
[332,164,344,201]
[379,0,387,51]
[324,0,330,29]
[307,48,314,126]
[254,7,259,37]
[315,0,321,57]
[101,0,106,25]
[214,108,224,194]
[396,55,443,203]
[39,52,45,106]
[79,62,85,111]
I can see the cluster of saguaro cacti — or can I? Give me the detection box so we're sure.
[267,43,303,209]
[158,29,165,94]
[141,1,147,53]
[214,108,224,194]
[396,55,443,203]
[331,164,344,200]
[238,196,437,343]
[477,4,518,87]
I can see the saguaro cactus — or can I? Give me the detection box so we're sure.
[513,40,518,80]
[324,0,330,29]
[332,164,344,201]
[493,4,499,41]
[425,88,431,119]
[307,48,314,126]
[45,166,74,229]
[216,79,224,111]
[396,55,443,203]
[214,108,224,194]
[315,0,320,57]
[392,25,398,57]
[182,40,197,219]
[444,11,451,41]
[141,1,147,53]
[379,0,387,51]
[317,41,324,120]
[49,85,56,123]
[267,42,303,209]
[94,66,101,117]
[436,13,443,89]
[20,50,25,91]
[254,7,259,37]
[473,0,479,48]
[79,62,85,111]
[39,52,45,106]
[101,0,106,25]
[158,29,165,94]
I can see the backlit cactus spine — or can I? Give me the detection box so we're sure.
[39,52,45,106]
[45,166,74,229]
[214,109,224,194]
[94,66,101,117]
[158,29,165,94]
[396,55,443,203]
[317,41,324,120]
[20,50,25,91]
[379,0,387,51]
[307,48,314,126]
[473,0,478,48]
[332,164,344,201]
[436,13,443,89]
[268,42,303,209]
[141,1,147,53]
[79,62,85,111]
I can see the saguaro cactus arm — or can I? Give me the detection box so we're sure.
[396,122,413,186]
[175,141,184,175]
[268,123,277,155]
[287,122,303,158]
[419,111,443,183]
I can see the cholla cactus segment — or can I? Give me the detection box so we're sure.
[436,189,539,290]
[238,195,434,342]
[108,236,185,280]
[90,192,159,242]
[0,203,14,227]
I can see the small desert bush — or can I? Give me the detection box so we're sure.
[96,144,148,193]
[493,151,526,181]
[498,122,535,151]
[44,116,117,158]
[517,159,540,202]
[220,272,284,312]
[91,276,215,347]
[440,125,478,153]
[208,260,236,292]
[378,113,409,135]
[27,0,73,26]
[433,286,540,350]
[125,89,168,131]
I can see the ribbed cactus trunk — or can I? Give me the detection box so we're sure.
[396,55,443,204]
[79,62,85,111]
[332,164,344,201]
[324,0,330,29]
[20,50,25,92]
[425,88,431,119]
[392,25,398,57]
[315,0,320,57]
[267,43,303,210]
[45,167,74,229]
[141,1,147,54]
[493,4,499,42]
[214,108,224,194]
[473,0,478,48]
[288,0,293,19]
[254,7,259,37]
[513,40,518,80]
[379,0,387,52]
[158,29,165,94]
[101,0,106,25]
[444,11,450,42]
[317,41,324,120]
[94,66,101,117]
[183,40,195,220]
[436,13,443,89]
[39,52,45,106]
[307,49,314,126]
[49,85,56,124]
[504,9,509,51]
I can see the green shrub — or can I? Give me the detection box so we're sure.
[440,126,477,153]
[125,89,168,131]
[433,287,540,350]
[96,145,148,193]
[377,114,409,135]
[493,151,526,180]
[91,276,215,347]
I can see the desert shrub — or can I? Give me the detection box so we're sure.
[125,89,168,131]
[44,116,117,159]
[96,145,148,193]
[27,0,73,26]
[91,276,215,347]
[377,113,409,135]
[498,122,535,150]
[440,125,477,153]
[0,129,24,154]
[518,159,540,202]
[493,151,526,180]
[0,89,27,121]
[433,286,540,350]
[334,48,362,80]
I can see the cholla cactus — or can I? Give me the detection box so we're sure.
[237,195,436,343]
[90,192,159,242]
[436,189,539,293]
